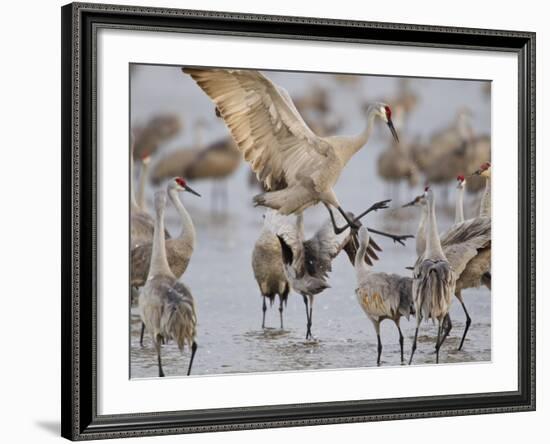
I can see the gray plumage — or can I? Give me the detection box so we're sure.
[184,68,398,233]
[354,227,414,364]
[409,189,456,365]
[406,186,491,350]
[252,211,290,329]
[272,210,368,339]
[139,190,198,377]
[475,162,491,218]
[131,178,198,288]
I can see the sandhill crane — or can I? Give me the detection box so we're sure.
[413,108,474,172]
[252,211,291,329]
[462,137,491,194]
[471,160,492,291]
[412,110,490,200]
[273,200,390,339]
[183,68,405,240]
[409,188,456,364]
[132,177,200,288]
[132,177,200,345]
[132,114,182,159]
[354,227,414,365]
[367,78,418,133]
[152,137,241,212]
[404,186,491,350]
[455,175,466,224]
[472,161,491,218]
[139,190,198,377]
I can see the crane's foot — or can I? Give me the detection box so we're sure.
[367,227,414,247]
[327,200,393,235]
[351,199,392,225]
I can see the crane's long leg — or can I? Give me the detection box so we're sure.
[374,321,383,366]
[308,295,314,340]
[155,335,165,377]
[336,206,360,233]
[435,320,442,364]
[366,227,414,247]
[140,322,145,346]
[436,313,453,350]
[187,341,198,376]
[395,319,405,364]
[325,201,391,235]
[326,201,392,235]
[278,293,285,329]
[456,292,472,351]
[409,318,421,365]
[302,295,311,340]
[261,295,267,329]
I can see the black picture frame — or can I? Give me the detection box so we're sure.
[61,2,536,440]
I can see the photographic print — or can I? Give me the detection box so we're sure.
[62,4,536,438]
[129,66,492,378]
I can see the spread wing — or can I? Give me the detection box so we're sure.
[441,216,491,248]
[183,68,334,190]
[304,213,351,278]
[441,216,491,276]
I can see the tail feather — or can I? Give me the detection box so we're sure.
[414,260,455,322]
[160,300,197,351]
[254,187,312,214]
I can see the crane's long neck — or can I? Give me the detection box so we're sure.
[168,188,196,248]
[338,111,377,166]
[137,161,149,212]
[130,150,140,213]
[148,199,173,278]
[416,206,428,257]
[479,177,491,218]
[455,186,465,224]
[354,237,370,279]
[425,199,445,260]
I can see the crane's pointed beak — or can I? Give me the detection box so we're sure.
[184,184,201,197]
[387,119,399,143]
[402,198,416,208]
[469,169,481,177]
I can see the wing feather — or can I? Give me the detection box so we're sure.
[183,68,333,190]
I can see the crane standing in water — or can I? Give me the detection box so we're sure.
[139,190,198,377]
[132,177,200,346]
[409,188,456,365]
[252,211,290,329]
[354,227,415,365]
[404,183,490,353]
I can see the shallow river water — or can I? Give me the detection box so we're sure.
[130,66,491,378]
